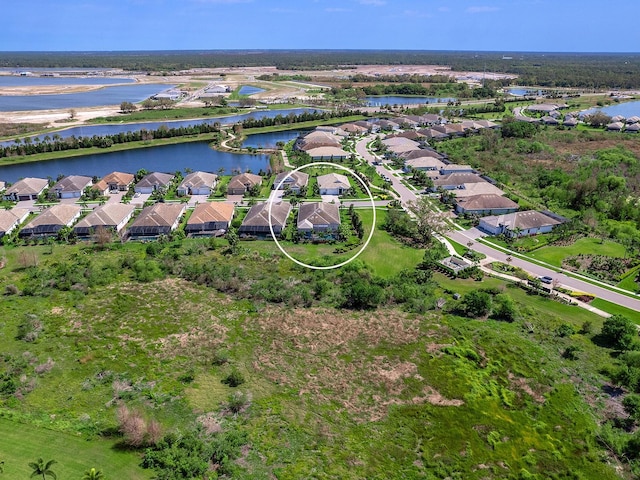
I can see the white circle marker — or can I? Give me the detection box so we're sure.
[268,161,376,270]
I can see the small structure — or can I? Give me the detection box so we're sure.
[317,173,351,195]
[134,172,174,194]
[439,256,474,274]
[92,172,135,194]
[454,194,519,216]
[19,204,82,237]
[51,175,92,199]
[606,122,624,132]
[73,203,136,237]
[625,123,640,133]
[297,202,341,237]
[227,173,263,196]
[273,171,309,193]
[0,208,29,237]
[479,210,563,237]
[185,202,234,236]
[3,177,48,201]
[177,171,218,196]
[127,203,186,240]
[239,201,292,236]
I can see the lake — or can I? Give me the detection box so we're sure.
[0,142,269,183]
[238,85,265,96]
[0,76,135,87]
[241,130,306,149]
[1,108,318,145]
[0,84,172,111]
[506,88,545,96]
[366,96,455,106]
[580,100,640,119]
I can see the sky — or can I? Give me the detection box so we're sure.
[2,0,639,53]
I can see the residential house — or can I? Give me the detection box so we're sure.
[440,164,475,175]
[51,175,92,199]
[479,210,563,237]
[306,146,350,160]
[626,116,640,124]
[134,172,175,194]
[625,123,640,133]
[19,204,82,237]
[185,202,234,236]
[3,177,48,201]
[401,148,443,161]
[127,203,186,240]
[227,173,263,195]
[403,157,446,172]
[432,172,488,190]
[541,116,559,125]
[239,201,292,236]
[73,203,136,237]
[273,171,309,193]
[606,122,624,132]
[296,130,342,152]
[449,182,506,198]
[340,123,369,135]
[92,171,135,194]
[317,173,351,196]
[417,128,450,140]
[297,202,341,237]
[454,194,519,215]
[0,180,6,192]
[0,208,29,238]
[177,171,218,196]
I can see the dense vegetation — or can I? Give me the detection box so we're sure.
[2,51,640,88]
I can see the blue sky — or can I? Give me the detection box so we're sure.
[2,0,639,52]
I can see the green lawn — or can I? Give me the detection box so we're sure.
[0,418,150,479]
[528,237,626,266]
[591,298,640,323]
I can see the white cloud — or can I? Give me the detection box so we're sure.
[466,6,499,13]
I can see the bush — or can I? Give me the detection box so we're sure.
[460,290,492,318]
[222,368,245,387]
[601,314,638,350]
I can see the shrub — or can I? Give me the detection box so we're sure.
[222,368,245,388]
[601,314,637,350]
[460,290,492,318]
[16,314,43,342]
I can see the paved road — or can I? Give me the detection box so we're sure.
[354,136,640,313]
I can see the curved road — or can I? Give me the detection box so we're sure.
[355,136,640,313]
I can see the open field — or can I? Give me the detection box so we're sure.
[528,237,627,266]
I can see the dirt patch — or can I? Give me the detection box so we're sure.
[508,372,547,404]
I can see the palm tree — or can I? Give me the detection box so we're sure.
[82,467,105,480]
[28,458,57,480]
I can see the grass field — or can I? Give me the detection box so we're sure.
[0,418,150,479]
[591,298,640,323]
[528,237,627,266]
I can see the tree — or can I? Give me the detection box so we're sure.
[406,196,447,245]
[82,467,105,480]
[28,458,57,480]
[68,109,77,120]
[120,101,137,113]
[460,290,492,318]
[601,314,638,350]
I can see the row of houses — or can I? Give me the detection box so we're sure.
[0,198,346,241]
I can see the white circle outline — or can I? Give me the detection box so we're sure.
[267,161,376,270]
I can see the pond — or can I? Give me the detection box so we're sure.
[0,142,269,183]
[0,84,173,111]
[366,96,456,106]
[238,85,265,96]
[506,88,545,96]
[580,100,640,119]
[241,130,307,149]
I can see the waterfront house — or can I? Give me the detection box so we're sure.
[3,177,48,201]
[92,172,135,194]
[177,171,218,196]
[134,172,175,194]
[51,175,92,199]
[227,173,263,195]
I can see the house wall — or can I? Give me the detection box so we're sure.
[134,186,155,194]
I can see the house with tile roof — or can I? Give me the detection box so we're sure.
[3,177,48,201]
[51,175,92,199]
[19,204,82,237]
[227,173,263,195]
[479,210,563,237]
[0,208,29,237]
[185,202,234,235]
[297,202,341,237]
[134,172,175,194]
[127,203,186,240]
[239,201,291,236]
[73,203,136,237]
[177,171,218,196]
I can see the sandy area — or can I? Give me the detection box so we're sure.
[0,65,516,127]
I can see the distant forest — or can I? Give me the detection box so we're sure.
[2,50,640,89]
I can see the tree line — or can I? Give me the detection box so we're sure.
[239,109,362,129]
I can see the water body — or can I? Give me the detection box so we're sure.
[0,142,269,183]
[581,100,640,119]
[238,85,265,96]
[0,76,135,87]
[0,84,171,111]
[241,130,306,149]
[1,108,318,145]
[506,88,544,96]
[366,96,456,106]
